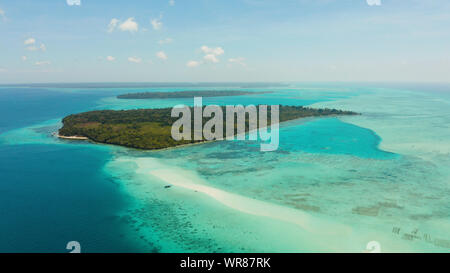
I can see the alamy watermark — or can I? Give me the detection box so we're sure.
[171,97,280,151]
[66,241,81,253]
[364,241,381,253]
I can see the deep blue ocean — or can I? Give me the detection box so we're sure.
[0,87,143,252]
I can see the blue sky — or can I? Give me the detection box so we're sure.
[0,0,449,83]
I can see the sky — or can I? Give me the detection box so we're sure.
[0,0,449,83]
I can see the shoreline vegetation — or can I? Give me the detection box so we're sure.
[58,105,359,150]
[117,90,272,99]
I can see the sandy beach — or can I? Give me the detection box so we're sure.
[131,157,368,250]
[55,133,89,140]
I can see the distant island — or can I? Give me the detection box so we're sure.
[117,90,271,99]
[58,106,359,150]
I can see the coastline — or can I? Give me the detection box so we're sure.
[55,131,215,151]
[54,114,351,152]
[54,133,89,140]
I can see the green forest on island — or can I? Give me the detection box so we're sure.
[59,105,359,150]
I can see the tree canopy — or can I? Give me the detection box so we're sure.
[59,105,359,150]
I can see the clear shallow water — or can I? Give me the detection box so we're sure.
[0,84,448,252]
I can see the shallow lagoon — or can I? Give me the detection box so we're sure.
[0,84,448,252]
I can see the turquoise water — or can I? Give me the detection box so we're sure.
[0,83,448,252]
[255,117,396,159]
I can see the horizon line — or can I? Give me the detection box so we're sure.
[1,80,450,86]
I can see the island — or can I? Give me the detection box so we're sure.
[58,106,359,150]
[117,90,271,99]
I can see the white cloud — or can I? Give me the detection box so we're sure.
[119,17,139,32]
[26,46,38,51]
[151,17,163,30]
[366,0,381,6]
[25,39,46,52]
[108,17,140,33]
[156,51,168,60]
[107,18,119,33]
[169,0,175,6]
[186,61,200,68]
[201,46,225,63]
[0,8,5,21]
[187,45,225,67]
[35,61,51,66]
[66,0,81,6]
[24,38,36,45]
[204,54,219,63]
[128,57,142,63]
[228,57,246,66]
[201,46,224,56]
[0,68,7,72]
[106,56,115,61]
[22,56,27,61]
[158,38,173,45]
